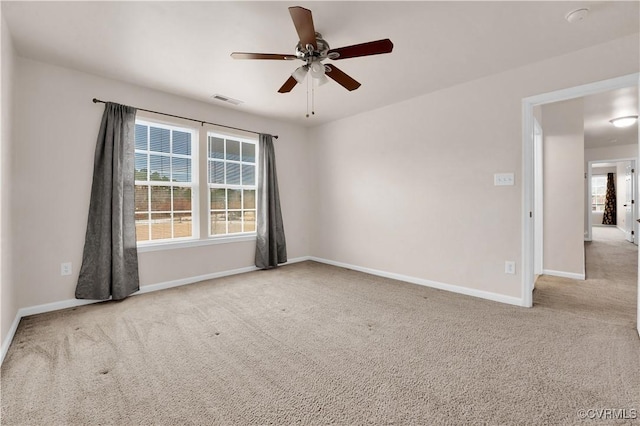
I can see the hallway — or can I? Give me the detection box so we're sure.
[534,227,638,329]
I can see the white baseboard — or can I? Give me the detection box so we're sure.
[288,256,312,263]
[1,256,311,365]
[542,269,585,280]
[18,298,103,318]
[137,265,259,295]
[616,226,634,243]
[309,257,525,307]
[1,314,21,366]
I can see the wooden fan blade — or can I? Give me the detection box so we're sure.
[231,52,297,60]
[278,76,298,93]
[325,65,361,91]
[289,6,317,49]
[328,39,394,60]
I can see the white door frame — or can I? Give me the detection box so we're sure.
[533,118,544,278]
[625,164,637,244]
[586,158,637,242]
[521,73,639,336]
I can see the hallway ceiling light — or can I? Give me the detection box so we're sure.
[609,115,638,128]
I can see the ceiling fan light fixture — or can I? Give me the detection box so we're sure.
[314,73,329,86]
[610,115,638,128]
[292,65,308,83]
[310,61,326,78]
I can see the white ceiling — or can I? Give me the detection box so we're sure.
[2,1,639,126]
[584,86,639,149]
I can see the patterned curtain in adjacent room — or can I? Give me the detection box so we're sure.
[602,172,617,225]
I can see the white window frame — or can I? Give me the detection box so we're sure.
[134,119,199,247]
[591,175,607,212]
[133,115,259,252]
[207,132,259,238]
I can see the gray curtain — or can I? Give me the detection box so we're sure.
[76,102,140,300]
[255,134,287,269]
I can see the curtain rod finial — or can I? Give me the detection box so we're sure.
[92,98,99,103]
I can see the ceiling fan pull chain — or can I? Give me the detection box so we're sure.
[312,83,315,116]
[306,75,310,118]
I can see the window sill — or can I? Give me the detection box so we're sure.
[137,234,256,253]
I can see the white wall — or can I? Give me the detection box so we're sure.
[309,34,638,299]
[592,211,605,226]
[585,144,638,163]
[1,14,17,345]
[11,57,311,309]
[542,99,585,276]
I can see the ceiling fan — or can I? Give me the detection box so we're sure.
[231,6,394,93]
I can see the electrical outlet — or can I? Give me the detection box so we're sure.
[505,261,516,275]
[61,262,72,276]
[494,173,515,186]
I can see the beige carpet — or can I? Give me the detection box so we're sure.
[535,226,638,327]
[1,242,639,424]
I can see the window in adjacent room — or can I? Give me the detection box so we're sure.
[591,175,607,212]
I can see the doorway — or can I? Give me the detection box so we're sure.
[587,159,637,244]
[522,73,640,336]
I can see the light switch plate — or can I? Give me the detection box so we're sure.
[494,173,515,186]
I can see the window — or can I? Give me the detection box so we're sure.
[133,118,258,247]
[208,134,257,236]
[592,175,607,212]
[134,121,196,242]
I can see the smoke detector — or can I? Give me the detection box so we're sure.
[565,8,589,24]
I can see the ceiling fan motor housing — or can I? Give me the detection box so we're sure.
[296,33,330,63]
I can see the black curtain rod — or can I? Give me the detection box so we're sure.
[92,98,278,139]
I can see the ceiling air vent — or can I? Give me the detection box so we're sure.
[210,94,243,106]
